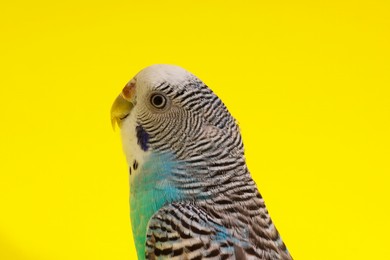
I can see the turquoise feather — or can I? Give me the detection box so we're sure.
[130,152,181,258]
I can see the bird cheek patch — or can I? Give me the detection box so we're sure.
[122,80,136,101]
[136,125,149,151]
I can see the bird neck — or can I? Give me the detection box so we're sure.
[129,152,182,259]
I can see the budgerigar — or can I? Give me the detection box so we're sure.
[111,65,292,260]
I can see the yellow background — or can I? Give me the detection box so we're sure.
[0,1,389,259]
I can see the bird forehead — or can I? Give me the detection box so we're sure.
[135,64,194,90]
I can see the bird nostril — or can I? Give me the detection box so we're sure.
[122,81,136,100]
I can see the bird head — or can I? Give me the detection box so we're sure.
[111,64,243,177]
[111,65,194,132]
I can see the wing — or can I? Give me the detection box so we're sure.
[145,202,237,260]
[145,201,292,260]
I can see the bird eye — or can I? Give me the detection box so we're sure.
[150,94,167,109]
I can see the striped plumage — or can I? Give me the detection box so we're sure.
[111,65,292,259]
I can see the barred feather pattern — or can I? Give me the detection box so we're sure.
[125,65,292,259]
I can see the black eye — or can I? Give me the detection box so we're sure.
[150,94,167,109]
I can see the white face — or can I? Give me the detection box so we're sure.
[118,65,194,177]
[120,104,149,176]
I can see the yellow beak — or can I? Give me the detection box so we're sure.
[110,82,136,130]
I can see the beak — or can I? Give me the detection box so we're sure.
[110,82,136,130]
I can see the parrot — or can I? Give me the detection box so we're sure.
[111,64,292,260]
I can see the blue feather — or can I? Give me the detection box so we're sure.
[130,152,181,258]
